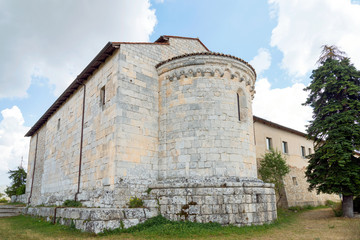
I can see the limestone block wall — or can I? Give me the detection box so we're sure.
[23,179,276,233]
[26,37,209,207]
[115,38,208,181]
[253,120,340,207]
[149,179,276,226]
[157,53,257,179]
[26,52,120,206]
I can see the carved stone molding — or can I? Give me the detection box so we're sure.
[157,54,257,97]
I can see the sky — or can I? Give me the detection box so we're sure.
[0,0,360,187]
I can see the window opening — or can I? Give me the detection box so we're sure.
[292,177,298,185]
[57,118,61,131]
[282,141,288,154]
[237,93,241,121]
[266,137,272,150]
[301,146,306,157]
[100,86,105,106]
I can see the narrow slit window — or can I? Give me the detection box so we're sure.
[266,137,272,150]
[282,141,288,154]
[237,93,241,121]
[308,148,312,155]
[100,86,106,106]
[57,118,61,130]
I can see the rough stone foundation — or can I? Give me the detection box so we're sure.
[22,177,276,233]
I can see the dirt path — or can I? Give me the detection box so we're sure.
[241,208,360,240]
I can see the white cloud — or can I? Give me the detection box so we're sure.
[253,78,312,132]
[269,0,360,76]
[0,0,157,98]
[0,106,30,186]
[250,48,272,75]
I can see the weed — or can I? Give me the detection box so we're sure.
[70,219,76,229]
[128,197,144,208]
[63,200,82,208]
[145,188,152,194]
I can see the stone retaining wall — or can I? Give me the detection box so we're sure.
[149,178,276,226]
[23,206,158,234]
[22,178,276,233]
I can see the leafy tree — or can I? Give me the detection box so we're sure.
[5,167,27,197]
[258,149,290,206]
[304,46,360,217]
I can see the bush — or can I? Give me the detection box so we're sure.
[128,197,144,208]
[353,196,360,213]
[326,200,342,217]
[0,198,8,203]
[63,200,82,207]
[258,149,290,206]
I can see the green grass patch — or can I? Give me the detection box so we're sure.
[100,208,299,238]
[2,202,26,206]
[63,200,82,207]
[0,215,94,239]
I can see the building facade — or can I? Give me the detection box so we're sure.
[21,36,338,231]
[253,116,340,207]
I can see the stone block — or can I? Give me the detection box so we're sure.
[124,209,145,219]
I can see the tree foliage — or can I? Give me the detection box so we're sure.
[5,167,27,197]
[304,56,360,196]
[316,45,347,64]
[304,46,360,217]
[258,149,290,205]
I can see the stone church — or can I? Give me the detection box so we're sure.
[22,36,338,232]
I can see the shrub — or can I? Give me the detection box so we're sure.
[258,149,290,206]
[128,197,144,208]
[63,200,82,207]
[326,200,342,217]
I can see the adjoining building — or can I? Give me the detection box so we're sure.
[19,36,338,232]
[253,116,340,207]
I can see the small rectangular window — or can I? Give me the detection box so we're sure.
[292,177,298,185]
[100,86,105,106]
[282,141,288,154]
[301,146,306,157]
[266,137,272,150]
[57,118,61,130]
[308,148,312,155]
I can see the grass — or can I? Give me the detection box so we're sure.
[0,207,359,240]
[0,202,26,206]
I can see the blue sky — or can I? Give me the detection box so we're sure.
[1,0,360,187]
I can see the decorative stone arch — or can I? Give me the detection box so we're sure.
[236,88,248,121]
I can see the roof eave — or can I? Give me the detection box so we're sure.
[25,42,120,137]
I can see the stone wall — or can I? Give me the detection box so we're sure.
[23,206,157,234]
[157,54,257,179]
[149,178,276,226]
[23,178,276,233]
[25,37,209,207]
